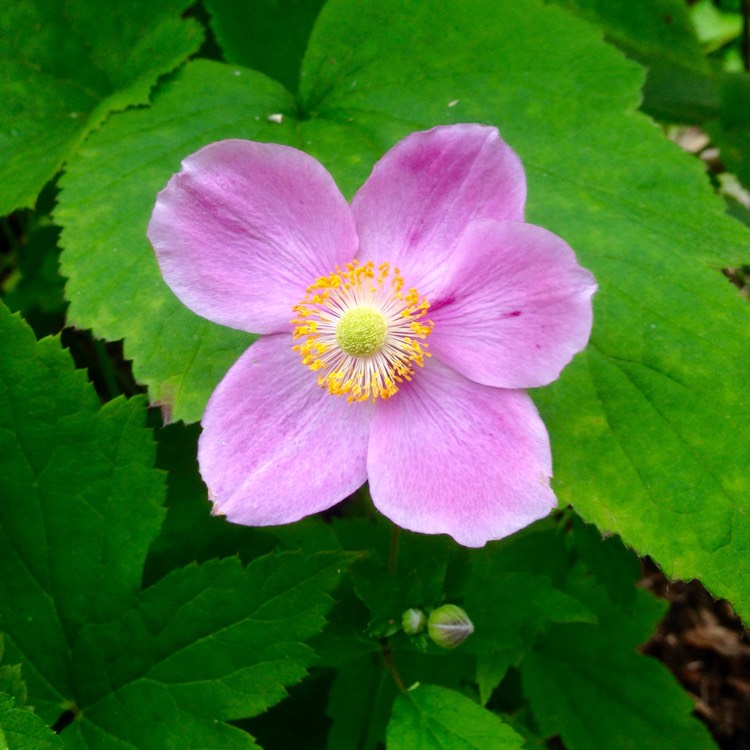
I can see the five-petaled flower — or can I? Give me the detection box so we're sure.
[148,124,596,547]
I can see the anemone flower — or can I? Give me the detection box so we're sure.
[148,124,596,547]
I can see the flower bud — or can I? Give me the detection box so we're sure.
[402,608,427,635]
[427,604,474,649]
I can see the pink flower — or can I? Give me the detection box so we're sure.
[148,124,596,547]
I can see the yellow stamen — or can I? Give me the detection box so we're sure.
[291,260,433,402]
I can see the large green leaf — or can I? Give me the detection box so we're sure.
[0,303,165,720]
[461,517,634,704]
[143,421,341,586]
[521,579,716,750]
[58,61,293,423]
[387,685,524,750]
[65,553,346,749]
[58,0,750,618]
[0,303,348,747]
[0,0,203,215]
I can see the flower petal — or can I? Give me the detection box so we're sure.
[351,124,526,293]
[148,139,358,334]
[368,359,556,547]
[429,220,597,388]
[199,334,372,525]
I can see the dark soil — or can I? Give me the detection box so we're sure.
[642,562,750,750]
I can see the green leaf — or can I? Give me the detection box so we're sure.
[58,61,294,424]
[521,590,717,750]
[343,528,463,637]
[144,420,340,585]
[387,684,524,750]
[58,0,750,620]
[0,302,165,720]
[2,211,66,339]
[0,0,203,215]
[204,0,325,93]
[566,514,641,609]
[327,655,397,750]
[67,552,346,748]
[706,72,750,188]
[462,523,596,703]
[0,303,348,746]
[550,0,723,123]
[553,0,709,72]
[690,0,743,52]
[0,693,62,750]
[0,643,60,750]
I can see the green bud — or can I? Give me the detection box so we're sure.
[402,608,427,635]
[427,604,474,649]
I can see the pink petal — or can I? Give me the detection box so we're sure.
[429,220,597,389]
[148,140,358,334]
[199,334,372,525]
[351,124,526,293]
[368,359,556,547]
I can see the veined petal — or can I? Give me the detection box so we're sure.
[351,124,526,294]
[148,139,358,334]
[368,359,556,547]
[430,220,597,388]
[199,334,372,525]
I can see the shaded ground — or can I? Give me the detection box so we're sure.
[643,562,750,750]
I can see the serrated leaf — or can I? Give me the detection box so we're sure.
[566,515,641,609]
[144,421,340,585]
[57,0,750,620]
[0,642,27,709]
[0,646,59,750]
[463,527,596,703]
[520,547,716,750]
[0,302,165,720]
[387,684,524,750]
[521,595,717,750]
[465,570,595,654]
[67,552,347,748]
[0,304,348,747]
[0,0,203,215]
[301,1,750,625]
[0,692,62,750]
[58,61,294,424]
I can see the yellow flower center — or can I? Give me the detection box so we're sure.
[291,260,433,402]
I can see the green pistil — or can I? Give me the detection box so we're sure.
[336,306,387,357]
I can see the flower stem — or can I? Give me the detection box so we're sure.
[380,641,407,693]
